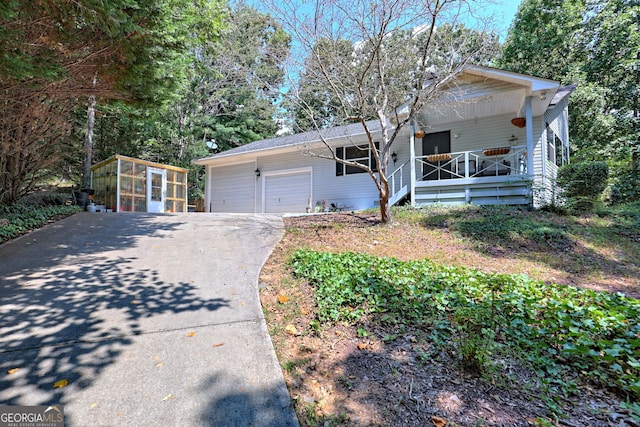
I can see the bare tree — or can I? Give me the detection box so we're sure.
[265,0,498,222]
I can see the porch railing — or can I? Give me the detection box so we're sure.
[388,160,410,205]
[416,145,527,181]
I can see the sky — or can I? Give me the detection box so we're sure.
[475,0,522,41]
[246,0,522,42]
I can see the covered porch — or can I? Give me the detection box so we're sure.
[389,144,531,206]
[387,65,565,207]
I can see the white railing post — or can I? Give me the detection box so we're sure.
[410,127,416,207]
[464,151,470,178]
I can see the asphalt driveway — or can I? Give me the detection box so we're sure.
[0,212,298,426]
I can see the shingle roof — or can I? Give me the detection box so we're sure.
[550,84,577,106]
[195,120,381,163]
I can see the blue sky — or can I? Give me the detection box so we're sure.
[246,0,522,41]
[475,0,522,41]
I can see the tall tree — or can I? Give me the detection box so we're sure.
[82,4,290,200]
[269,0,499,222]
[0,0,225,205]
[498,0,640,200]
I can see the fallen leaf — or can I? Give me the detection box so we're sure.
[186,331,196,337]
[7,368,19,375]
[131,300,139,305]
[162,394,175,401]
[357,343,367,350]
[431,416,447,427]
[53,379,69,389]
[153,356,160,361]
[278,295,290,304]
[212,343,225,348]
[285,324,298,335]
[90,403,97,409]
[156,363,164,368]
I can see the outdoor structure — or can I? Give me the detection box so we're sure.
[91,155,188,213]
[194,66,574,214]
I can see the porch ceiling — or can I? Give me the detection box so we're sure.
[415,74,555,128]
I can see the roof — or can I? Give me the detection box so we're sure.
[193,120,381,165]
[194,66,570,165]
[549,84,577,106]
[92,154,189,173]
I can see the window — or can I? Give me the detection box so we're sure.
[335,143,380,176]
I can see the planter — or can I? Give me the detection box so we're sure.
[511,117,526,128]
[426,153,452,162]
[483,147,510,156]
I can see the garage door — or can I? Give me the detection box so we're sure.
[264,170,311,213]
[210,163,255,212]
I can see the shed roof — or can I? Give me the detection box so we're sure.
[92,154,189,173]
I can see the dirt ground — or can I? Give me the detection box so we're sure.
[259,212,639,427]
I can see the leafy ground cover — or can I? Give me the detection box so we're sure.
[259,204,640,426]
[0,204,81,244]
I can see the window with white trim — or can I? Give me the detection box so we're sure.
[335,143,380,176]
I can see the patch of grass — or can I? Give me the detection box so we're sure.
[289,250,640,401]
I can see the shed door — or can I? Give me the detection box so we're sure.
[210,163,255,213]
[264,171,311,213]
[147,168,166,213]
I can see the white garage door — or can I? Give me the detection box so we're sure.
[264,170,311,213]
[210,163,255,212]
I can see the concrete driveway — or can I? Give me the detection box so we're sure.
[0,212,298,426]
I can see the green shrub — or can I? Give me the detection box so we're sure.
[557,161,609,198]
[557,161,609,213]
[0,205,80,243]
[607,169,640,205]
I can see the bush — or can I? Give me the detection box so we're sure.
[606,169,640,205]
[0,205,80,243]
[557,161,609,213]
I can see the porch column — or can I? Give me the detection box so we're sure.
[410,124,416,207]
[525,96,534,176]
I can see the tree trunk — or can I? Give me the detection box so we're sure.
[82,74,98,189]
[379,178,391,223]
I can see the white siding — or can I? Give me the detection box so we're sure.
[256,149,383,211]
[420,113,528,155]
[208,162,256,212]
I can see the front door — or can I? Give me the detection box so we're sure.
[422,131,451,180]
[147,168,166,213]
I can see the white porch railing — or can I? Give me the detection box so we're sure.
[417,145,527,181]
[387,145,529,206]
[388,160,411,205]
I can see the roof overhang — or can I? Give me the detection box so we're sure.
[193,121,384,167]
[403,65,560,128]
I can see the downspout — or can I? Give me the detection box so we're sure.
[409,121,417,207]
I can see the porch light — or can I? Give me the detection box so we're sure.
[414,130,425,138]
[255,168,261,177]
[391,152,398,165]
